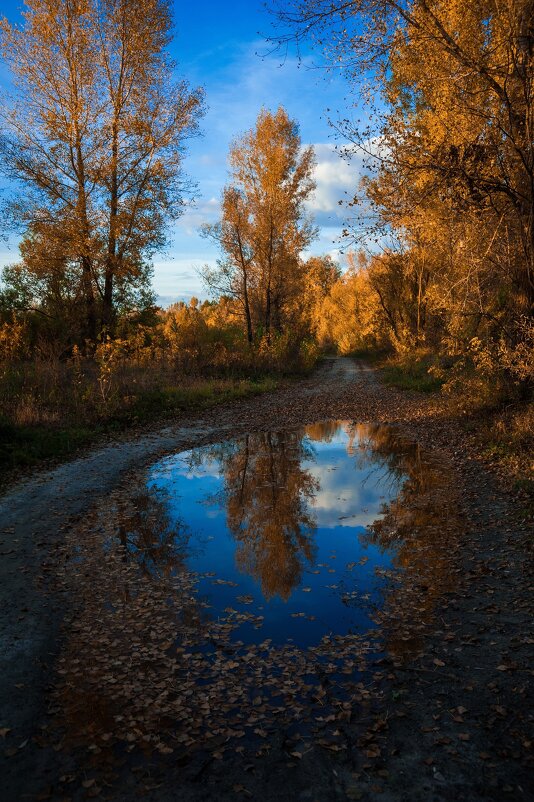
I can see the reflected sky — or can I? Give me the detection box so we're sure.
[147,421,405,647]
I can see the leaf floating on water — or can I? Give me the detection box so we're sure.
[232,785,252,797]
[317,739,345,752]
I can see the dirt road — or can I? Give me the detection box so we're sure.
[1,358,532,801]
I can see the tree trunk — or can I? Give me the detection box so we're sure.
[236,230,254,344]
[75,141,96,343]
[81,255,97,344]
[264,277,272,343]
[243,276,253,345]
[103,118,119,332]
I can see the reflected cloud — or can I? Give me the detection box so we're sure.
[149,421,408,608]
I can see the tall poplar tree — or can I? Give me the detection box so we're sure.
[203,107,317,344]
[0,0,204,342]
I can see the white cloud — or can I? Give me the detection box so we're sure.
[308,144,358,218]
[152,256,212,297]
[176,196,221,236]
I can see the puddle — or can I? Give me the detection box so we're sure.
[50,419,462,765]
[147,421,407,648]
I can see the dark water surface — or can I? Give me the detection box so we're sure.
[146,421,407,648]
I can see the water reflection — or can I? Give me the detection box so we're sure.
[211,431,318,599]
[360,425,464,656]
[148,421,407,646]
[115,489,189,577]
[49,419,462,778]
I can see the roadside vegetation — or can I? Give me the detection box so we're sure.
[0,361,277,480]
[377,350,533,502]
[0,0,532,497]
[380,354,445,394]
[0,294,320,479]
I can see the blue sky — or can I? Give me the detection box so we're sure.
[0,0,367,305]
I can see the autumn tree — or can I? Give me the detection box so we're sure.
[270,0,534,373]
[302,253,341,332]
[202,186,256,344]
[362,0,534,348]
[314,253,383,354]
[0,0,204,343]
[203,107,317,344]
[162,297,211,368]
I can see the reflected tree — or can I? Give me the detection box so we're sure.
[349,423,463,656]
[212,430,319,600]
[304,420,343,444]
[115,490,189,578]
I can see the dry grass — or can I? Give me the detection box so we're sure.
[0,357,278,481]
[479,402,534,502]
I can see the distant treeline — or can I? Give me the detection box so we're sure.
[0,0,532,414]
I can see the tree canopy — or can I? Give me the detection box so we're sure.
[202,107,317,344]
[0,0,204,343]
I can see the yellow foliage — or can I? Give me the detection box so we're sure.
[0,321,28,363]
[314,262,382,354]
